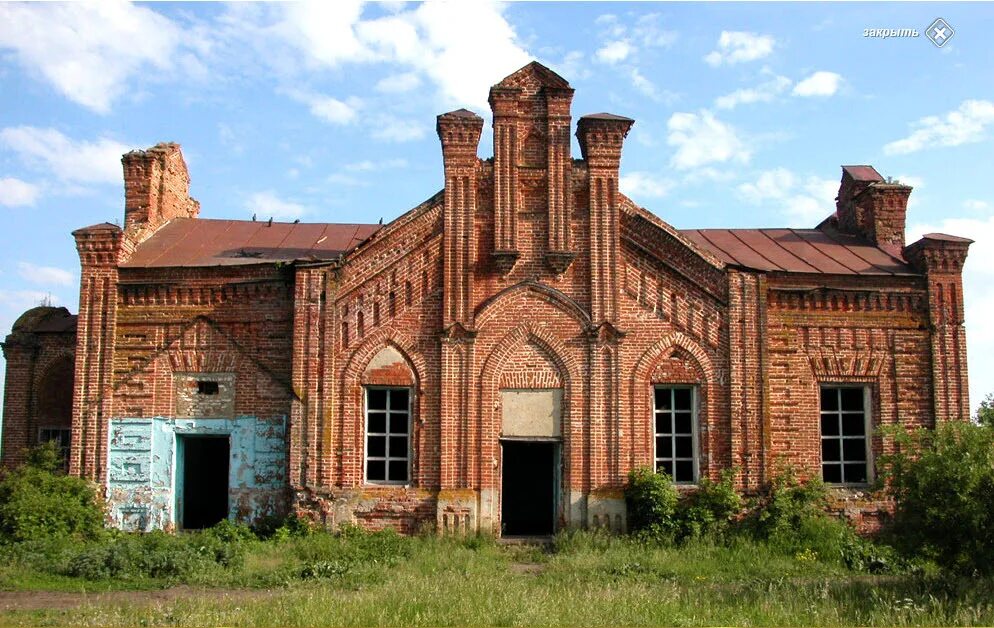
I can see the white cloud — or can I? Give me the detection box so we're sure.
[630,13,679,49]
[17,262,73,287]
[667,111,751,170]
[884,100,994,155]
[0,177,40,207]
[792,71,843,97]
[0,2,197,113]
[596,40,633,64]
[704,31,775,66]
[245,191,307,220]
[737,168,796,203]
[965,199,992,212]
[738,168,838,226]
[330,158,409,186]
[370,116,427,143]
[344,159,409,172]
[0,290,62,312]
[715,75,792,110]
[894,174,924,189]
[375,72,421,93]
[629,68,677,104]
[0,127,133,185]
[619,172,675,200]
[257,1,530,111]
[908,217,994,413]
[286,91,361,125]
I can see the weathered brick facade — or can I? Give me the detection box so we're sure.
[1,63,973,534]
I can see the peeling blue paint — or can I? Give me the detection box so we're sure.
[107,416,287,531]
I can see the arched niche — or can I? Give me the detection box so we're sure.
[35,355,74,429]
[362,345,417,387]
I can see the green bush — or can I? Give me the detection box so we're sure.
[748,467,857,563]
[251,513,313,541]
[0,442,104,543]
[881,421,994,574]
[677,469,743,540]
[62,524,249,581]
[624,467,678,541]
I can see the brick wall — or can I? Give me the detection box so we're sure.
[2,62,972,536]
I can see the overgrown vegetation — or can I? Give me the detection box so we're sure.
[881,421,994,574]
[0,441,993,625]
[0,441,104,543]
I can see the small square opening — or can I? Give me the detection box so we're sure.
[197,380,219,395]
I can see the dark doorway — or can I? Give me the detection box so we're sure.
[178,435,230,530]
[501,440,557,536]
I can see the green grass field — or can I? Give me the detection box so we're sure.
[1,530,992,627]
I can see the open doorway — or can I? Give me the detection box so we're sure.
[500,440,558,536]
[176,435,230,530]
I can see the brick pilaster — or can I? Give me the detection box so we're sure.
[905,235,973,422]
[71,223,125,482]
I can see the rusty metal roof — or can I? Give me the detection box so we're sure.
[842,165,884,182]
[121,218,381,268]
[680,228,917,276]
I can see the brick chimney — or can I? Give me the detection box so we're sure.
[834,165,911,252]
[122,143,199,243]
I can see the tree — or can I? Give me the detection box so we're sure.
[881,422,994,574]
[976,392,994,428]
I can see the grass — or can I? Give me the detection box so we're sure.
[0,530,993,626]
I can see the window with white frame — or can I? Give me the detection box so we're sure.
[653,386,696,483]
[365,387,411,483]
[820,386,870,485]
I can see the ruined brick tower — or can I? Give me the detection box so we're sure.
[2,62,972,534]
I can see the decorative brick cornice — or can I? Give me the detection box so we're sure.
[587,321,626,345]
[808,350,883,379]
[904,235,972,274]
[72,223,124,267]
[545,250,576,274]
[490,250,520,275]
[768,287,926,314]
[440,322,476,344]
[576,114,634,169]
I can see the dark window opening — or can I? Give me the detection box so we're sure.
[178,435,229,529]
[653,386,696,483]
[197,380,219,395]
[501,441,557,536]
[820,386,869,485]
[365,387,410,483]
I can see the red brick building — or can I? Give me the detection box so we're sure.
[1,63,973,535]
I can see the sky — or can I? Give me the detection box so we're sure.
[0,1,992,415]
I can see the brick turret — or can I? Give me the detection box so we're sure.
[122,143,199,245]
[834,165,911,254]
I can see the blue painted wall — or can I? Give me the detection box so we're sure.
[107,416,287,531]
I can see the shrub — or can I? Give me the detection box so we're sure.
[62,524,248,581]
[677,469,742,540]
[624,467,678,541]
[880,421,994,574]
[749,466,856,562]
[0,442,104,543]
[251,513,313,541]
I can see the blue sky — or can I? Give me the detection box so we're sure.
[1,1,993,412]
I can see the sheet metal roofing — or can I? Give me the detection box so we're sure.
[680,228,917,276]
[122,218,381,268]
